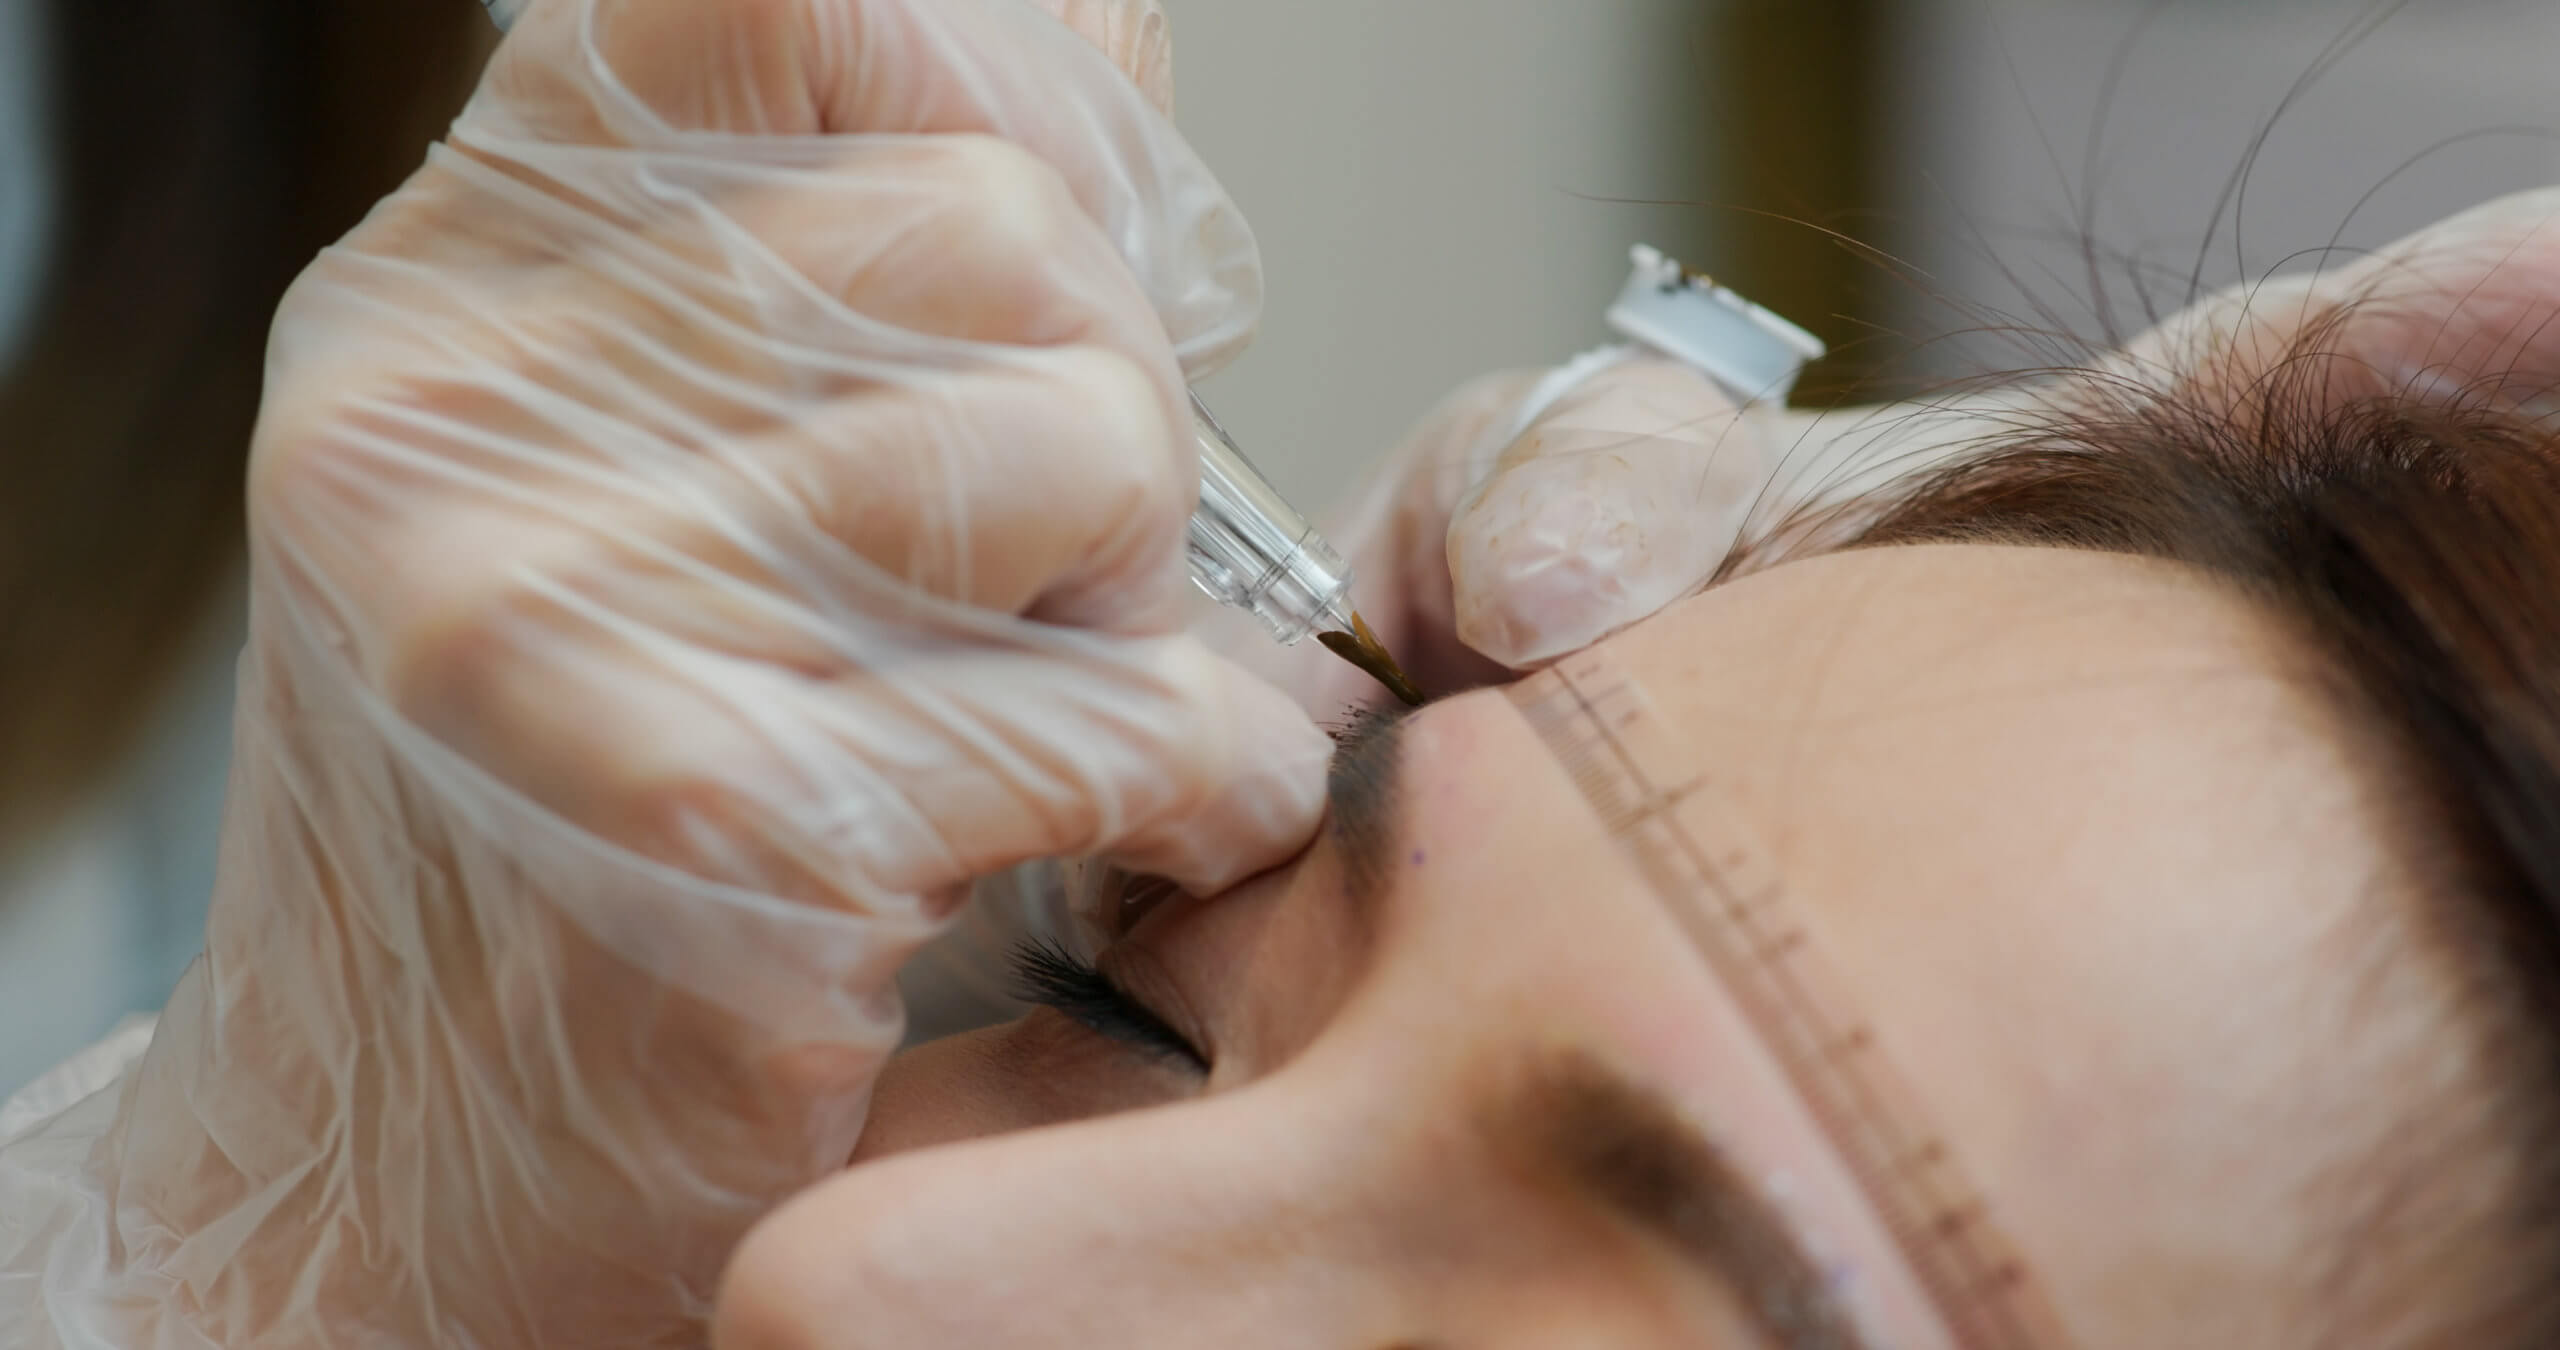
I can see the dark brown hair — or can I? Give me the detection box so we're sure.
[1806,327,2560,1344]
[0,0,488,841]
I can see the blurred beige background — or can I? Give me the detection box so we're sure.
[1169,0,1730,507]
[1168,0,2560,506]
[1885,0,2560,377]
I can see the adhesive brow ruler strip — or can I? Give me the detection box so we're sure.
[1510,649,2079,1349]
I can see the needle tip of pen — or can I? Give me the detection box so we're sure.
[1318,612,1426,707]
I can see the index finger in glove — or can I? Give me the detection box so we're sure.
[1446,357,1772,668]
[277,132,1197,633]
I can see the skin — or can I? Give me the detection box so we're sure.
[715,542,2464,1349]
[37,0,2551,1333]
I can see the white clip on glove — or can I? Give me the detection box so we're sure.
[0,0,1331,1344]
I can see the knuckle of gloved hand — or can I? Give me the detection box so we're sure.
[612,758,842,903]
[250,362,552,696]
[1032,344,1187,537]
[244,413,332,535]
[1101,637,1327,885]
[581,0,806,101]
[715,0,803,45]
[387,600,835,905]
[366,528,582,745]
[915,134,1101,335]
[246,353,377,515]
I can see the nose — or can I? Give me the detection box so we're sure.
[717,1076,1414,1349]
[719,1062,1720,1349]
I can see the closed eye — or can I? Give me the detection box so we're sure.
[1008,939,1211,1076]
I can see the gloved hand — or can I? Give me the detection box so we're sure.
[1241,212,2539,713]
[0,0,1330,1345]
[1272,191,2560,725]
[1215,350,1825,714]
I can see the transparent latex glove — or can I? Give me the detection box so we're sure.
[1214,354,1853,712]
[1215,348,2104,712]
[1377,189,2560,694]
[0,0,1333,1345]
[1246,192,2560,717]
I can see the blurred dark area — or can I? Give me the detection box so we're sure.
[0,0,488,835]
[1701,0,1902,407]
[1693,0,2558,405]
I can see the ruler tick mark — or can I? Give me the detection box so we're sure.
[1512,655,2071,1350]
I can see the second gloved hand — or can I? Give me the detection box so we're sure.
[1219,352,1797,712]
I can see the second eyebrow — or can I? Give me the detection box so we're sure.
[1488,1049,1873,1350]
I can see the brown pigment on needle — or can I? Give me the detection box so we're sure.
[1318,611,1426,707]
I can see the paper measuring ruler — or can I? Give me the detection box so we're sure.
[1509,649,2079,1349]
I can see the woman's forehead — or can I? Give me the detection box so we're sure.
[1575,542,2437,1344]
[1201,541,2433,1343]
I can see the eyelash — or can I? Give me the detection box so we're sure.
[1008,939,1211,1075]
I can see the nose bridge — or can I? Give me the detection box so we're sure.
[731,1016,1734,1349]
[772,1067,1460,1349]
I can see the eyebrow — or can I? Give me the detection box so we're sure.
[1323,701,1417,915]
[1490,1050,1873,1350]
[1327,704,1872,1346]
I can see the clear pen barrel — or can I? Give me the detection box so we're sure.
[1185,392,1354,645]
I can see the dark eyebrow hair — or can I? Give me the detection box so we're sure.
[1488,1049,1872,1350]
[1323,702,1417,913]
